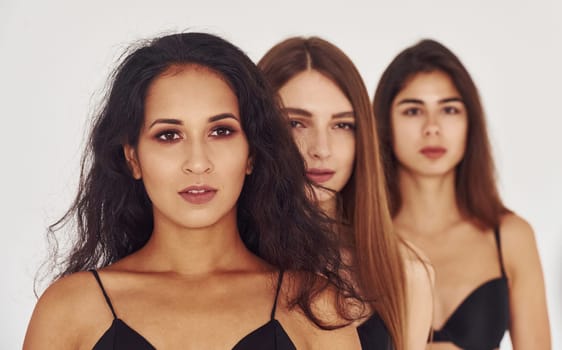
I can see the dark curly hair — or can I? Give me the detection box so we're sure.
[42,32,361,328]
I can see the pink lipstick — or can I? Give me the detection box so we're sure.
[306,168,335,183]
[420,146,447,159]
[179,185,217,204]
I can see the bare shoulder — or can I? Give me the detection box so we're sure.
[24,271,110,349]
[33,271,101,322]
[500,213,535,242]
[499,213,541,276]
[499,213,538,259]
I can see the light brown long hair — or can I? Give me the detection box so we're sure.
[259,37,406,350]
[373,39,510,228]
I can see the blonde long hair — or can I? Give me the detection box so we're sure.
[259,37,406,350]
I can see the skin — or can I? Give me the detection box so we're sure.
[279,69,434,350]
[391,70,550,350]
[23,66,362,350]
[278,70,355,216]
[401,243,435,350]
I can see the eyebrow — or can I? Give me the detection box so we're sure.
[282,107,312,117]
[282,107,354,119]
[332,111,355,119]
[396,97,464,105]
[149,118,183,128]
[148,113,239,129]
[439,97,464,104]
[209,113,239,123]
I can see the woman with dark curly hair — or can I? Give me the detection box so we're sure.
[23,32,364,349]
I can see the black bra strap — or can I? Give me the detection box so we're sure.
[493,227,507,277]
[90,270,118,319]
[270,270,284,320]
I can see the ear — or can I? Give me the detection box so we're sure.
[245,156,254,175]
[123,145,142,180]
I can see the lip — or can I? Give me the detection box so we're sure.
[178,185,217,205]
[306,168,335,184]
[420,146,447,159]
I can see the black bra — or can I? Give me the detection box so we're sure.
[90,270,296,350]
[431,227,510,349]
[357,312,393,350]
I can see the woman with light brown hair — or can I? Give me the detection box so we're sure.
[373,39,550,349]
[259,37,433,350]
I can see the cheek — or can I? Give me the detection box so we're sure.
[392,137,408,164]
[446,119,468,153]
[210,140,250,176]
[137,144,179,181]
[391,120,415,158]
[334,134,356,167]
[291,129,310,158]
[139,157,179,204]
[457,127,468,153]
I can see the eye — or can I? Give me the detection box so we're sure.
[443,106,461,115]
[289,120,305,128]
[156,130,181,142]
[334,122,356,130]
[210,126,234,137]
[403,107,422,116]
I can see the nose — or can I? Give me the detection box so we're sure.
[307,128,331,160]
[423,114,440,136]
[182,141,213,175]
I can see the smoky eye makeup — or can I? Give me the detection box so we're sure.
[154,128,182,142]
[209,124,237,137]
[208,116,244,137]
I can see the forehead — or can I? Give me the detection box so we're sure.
[398,70,461,99]
[144,65,239,123]
[278,69,353,113]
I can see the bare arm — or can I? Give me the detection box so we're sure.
[502,215,551,349]
[401,241,434,350]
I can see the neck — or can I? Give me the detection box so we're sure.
[319,196,337,219]
[139,209,260,276]
[394,167,463,235]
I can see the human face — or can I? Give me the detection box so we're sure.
[278,70,355,204]
[124,66,251,231]
[391,70,468,178]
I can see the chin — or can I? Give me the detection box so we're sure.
[418,166,456,178]
[173,213,227,230]
[313,187,336,203]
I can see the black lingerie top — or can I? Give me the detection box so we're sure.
[89,269,392,349]
[90,270,296,350]
[430,227,510,349]
[357,312,393,350]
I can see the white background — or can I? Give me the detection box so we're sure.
[1,0,560,348]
